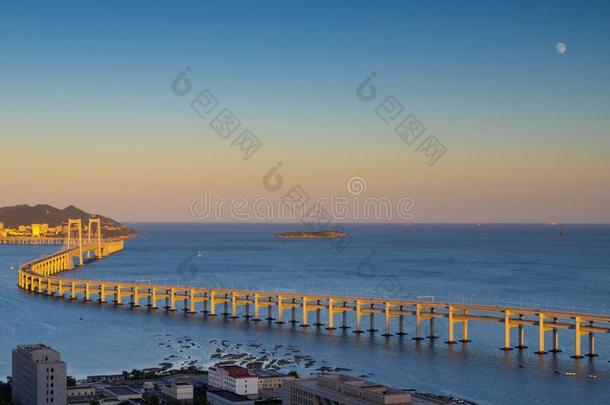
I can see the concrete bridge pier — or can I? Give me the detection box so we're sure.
[364,312,375,333]
[98,285,106,303]
[586,322,598,357]
[209,292,216,316]
[501,310,514,351]
[265,302,274,321]
[445,306,457,344]
[222,295,230,316]
[367,312,377,333]
[413,304,424,341]
[549,318,562,353]
[314,300,323,326]
[459,310,471,342]
[252,294,261,321]
[187,289,196,313]
[203,295,209,314]
[325,300,335,330]
[114,286,123,305]
[396,312,407,336]
[129,287,139,307]
[244,301,251,319]
[428,308,438,339]
[147,288,157,309]
[382,304,392,337]
[289,299,298,324]
[571,317,584,359]
[353,301,363,333]
[83,283,91,301]
[534,314,547,355]
[299,300,308,327]
[164,289,174,311]
[275,296,285,324]
[515,314,528,349]
[340,303,350,330]
[230,294,239,319]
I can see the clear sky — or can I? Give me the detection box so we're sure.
[1,1,609,223]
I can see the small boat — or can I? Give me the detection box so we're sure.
[197,251,204,257]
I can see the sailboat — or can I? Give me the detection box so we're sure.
[559,228,566,237]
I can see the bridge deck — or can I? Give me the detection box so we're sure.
[14,229,610,359]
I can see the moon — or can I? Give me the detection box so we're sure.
[556,42,567,55]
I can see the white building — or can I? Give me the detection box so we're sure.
[255,370,293,391]
[208,365,259,397]
[67,384,97,404]
[160,382,194,404]
[284,374,411,405]
[11,344,67,405]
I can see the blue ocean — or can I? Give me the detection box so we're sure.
[1,223,610,404]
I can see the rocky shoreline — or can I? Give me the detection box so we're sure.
[148,334,477,405]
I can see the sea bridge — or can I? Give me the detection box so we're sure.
[15,219,610,360]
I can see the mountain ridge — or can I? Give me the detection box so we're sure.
[0,204,137,236]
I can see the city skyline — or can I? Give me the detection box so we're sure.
[1,0,609,223]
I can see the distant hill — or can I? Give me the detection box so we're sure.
[0,204,137,237]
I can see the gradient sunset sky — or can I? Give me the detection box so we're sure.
[1,1,609,223]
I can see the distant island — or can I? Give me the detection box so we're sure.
[276,230,346,239]
[0,204,137,239]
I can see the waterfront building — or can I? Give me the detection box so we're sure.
[31,224,42,237]
[208,365,259,397]
[159,382,194,404]
[67,384,97,404]
[11,344,67,405]
[207,390,254,405]
[86,373,125,384]
[31,224,49,237]
[283,374,411,405]
[256,370,293,391]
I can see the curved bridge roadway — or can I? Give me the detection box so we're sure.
[17,227,610,360]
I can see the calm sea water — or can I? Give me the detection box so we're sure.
[1,223,610,404]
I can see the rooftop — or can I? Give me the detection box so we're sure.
[255,370,289,378]
[208,389,252,402]
[16,344,57,353]
[287,374,411,405]
[319,374,406,396]
[104,385,140,395]
[217,365,254,378]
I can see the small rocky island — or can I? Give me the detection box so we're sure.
[276,230,346,239]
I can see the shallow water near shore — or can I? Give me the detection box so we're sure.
[2,223,610,404]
